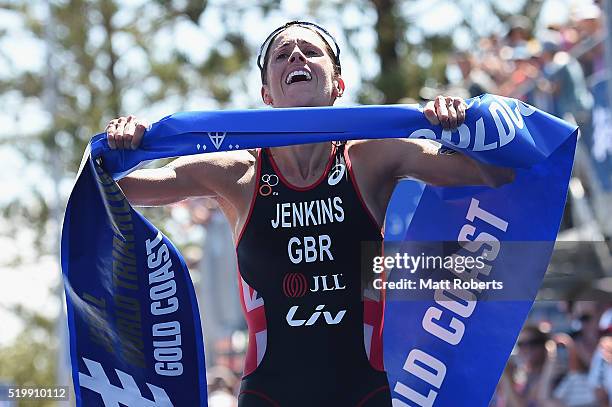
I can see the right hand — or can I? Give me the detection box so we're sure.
[106,115,148,149]
[600,336,612,363]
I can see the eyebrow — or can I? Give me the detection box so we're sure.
[273,39,321,52]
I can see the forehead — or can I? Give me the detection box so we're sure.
[269,26,328,50]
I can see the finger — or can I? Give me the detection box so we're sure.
[132,121,148,149]
[454,99,466,126]
[554,333,572,346]
[446,97,458,130]
[423,101,439,125]
[115,117,127,149]
[123,116,136,149]
[435,96,449,130]
[105,119,117,132]
[106,120,117,149]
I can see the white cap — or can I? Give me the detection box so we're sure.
[572,3,601,21]
[599,308,612,332]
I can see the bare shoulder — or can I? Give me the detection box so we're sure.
[345,139,382,160]
[344,140,394,186]
[346,138,445,190]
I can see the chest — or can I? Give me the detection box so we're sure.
[236,147,382,293]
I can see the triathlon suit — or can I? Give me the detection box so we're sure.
[235,143,391,406]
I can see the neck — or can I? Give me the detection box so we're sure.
[269,142,333,183]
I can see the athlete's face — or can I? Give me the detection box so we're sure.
[261,26,344,108]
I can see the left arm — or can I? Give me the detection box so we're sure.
[347,96,515,225]
[361,96,514,188]
[361,137,514,188]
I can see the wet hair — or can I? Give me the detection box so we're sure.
[257,21,341,85]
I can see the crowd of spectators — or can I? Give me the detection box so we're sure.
[445,1,605,128]
[491,302,612,407]
[203,304,612,407]
[445,2,612,405]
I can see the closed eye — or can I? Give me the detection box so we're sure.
[275,52,289,60]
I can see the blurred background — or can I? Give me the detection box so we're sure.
[0,0,611,406]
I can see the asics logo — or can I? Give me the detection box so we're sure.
[328,163,345,186]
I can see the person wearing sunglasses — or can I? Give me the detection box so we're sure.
[589,309,612,407]
[106,21,514,406]
[498,325,549,407]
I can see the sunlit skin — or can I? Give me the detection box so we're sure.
[260,26,344,108]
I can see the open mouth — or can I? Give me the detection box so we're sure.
[285,70,312,85]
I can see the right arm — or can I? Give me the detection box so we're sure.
[118,167,187,207]
[118,152,251,206]
[107,115,254,208]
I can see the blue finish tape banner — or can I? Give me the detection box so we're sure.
[61,94,577,406]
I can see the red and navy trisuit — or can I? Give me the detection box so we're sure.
[235,143,390,407]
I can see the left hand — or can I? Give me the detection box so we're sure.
[423,96,467,131]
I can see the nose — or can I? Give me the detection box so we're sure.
[289,46,306,63]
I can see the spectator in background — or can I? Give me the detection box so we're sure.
[570,302,603,372]
[535,31,593,124]
[452,51,497,97]
[478,35,509,86]
[538,333,597,407]
[521,41,556,112]
[546,23,581,52]
[207,365,239,407]
[498,44,540,99]
[499,324,550,406]
[571,2,604,78]
[506,16,533,47]
[589,309,612,407]
[496,323,599,407]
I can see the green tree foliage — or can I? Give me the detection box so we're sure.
[0,0,257,258]
[0,305,57,407]
[0,0,255,391]
[305,0,455,103]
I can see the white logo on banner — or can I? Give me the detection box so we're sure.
[208,132,226,150]
[79,357,173,406]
